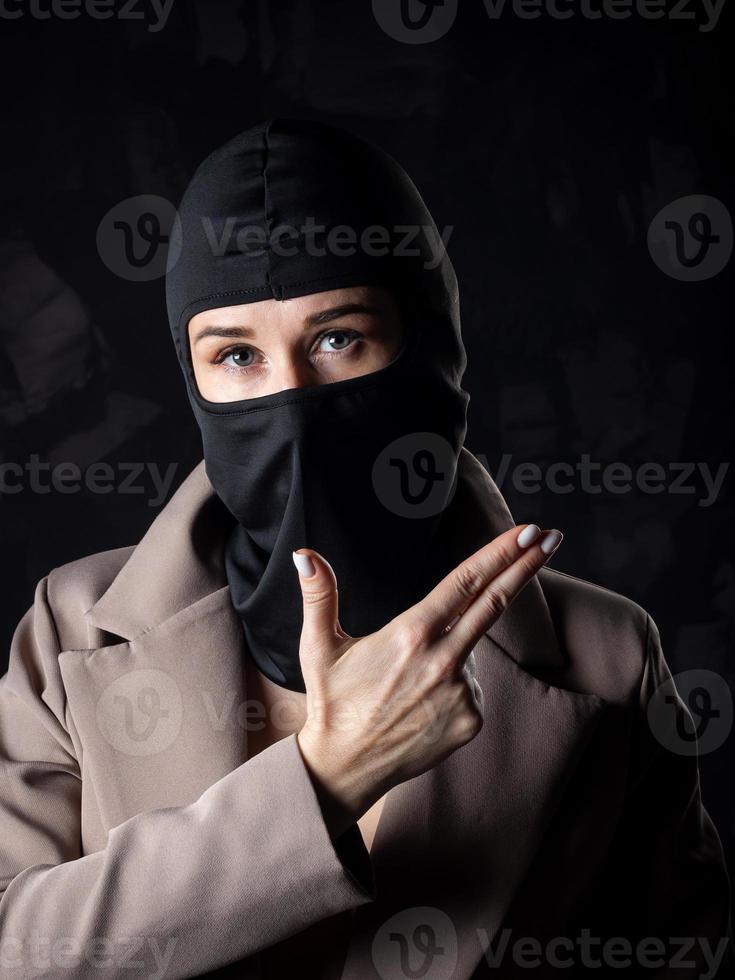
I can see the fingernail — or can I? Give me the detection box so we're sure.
[292,551,315,578]
[539,529,563,556]
[517,524,541,548]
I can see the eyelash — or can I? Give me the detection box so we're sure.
[213,329,364,374]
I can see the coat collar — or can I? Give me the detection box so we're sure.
[85,449,564,671]
[85,459,234,639]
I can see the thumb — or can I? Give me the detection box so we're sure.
[292,549,348,670]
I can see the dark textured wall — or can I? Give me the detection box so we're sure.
[1,0,733,876]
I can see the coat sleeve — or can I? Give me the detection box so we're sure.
[0,577,375,978]
[581,611,733,978]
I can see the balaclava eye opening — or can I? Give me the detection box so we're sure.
[166,118,480,692]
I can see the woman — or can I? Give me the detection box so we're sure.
[0,119,730,979]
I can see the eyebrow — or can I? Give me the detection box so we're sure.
[192,302,387,345]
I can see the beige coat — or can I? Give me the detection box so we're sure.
[0,450,731,979]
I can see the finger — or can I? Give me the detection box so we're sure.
[441,529,563,664]
[409,523,546,637]
[292,549,349,665]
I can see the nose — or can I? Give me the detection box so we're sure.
[274,353,317,393]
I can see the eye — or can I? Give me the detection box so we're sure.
[316,329,359,353]
[220,346,257,369]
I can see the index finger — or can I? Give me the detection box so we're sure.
[409,523,548,638]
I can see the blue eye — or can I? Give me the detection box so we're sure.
[215,330,361,373]
[318,330,357,352]
[224,348,256,368]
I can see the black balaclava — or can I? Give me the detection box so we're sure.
[166,118,486,693]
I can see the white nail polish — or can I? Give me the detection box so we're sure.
[517,524,542,548]
[292,552,315,578]
[540,529,563,556]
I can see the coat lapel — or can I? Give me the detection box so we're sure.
[66,452,606,979]
[60,462,247,838]
[59,586,249,839]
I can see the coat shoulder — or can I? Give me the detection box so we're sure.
[539,565,650,632]
[538,566,653,700]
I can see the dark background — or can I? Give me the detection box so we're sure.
[1,0,733,881]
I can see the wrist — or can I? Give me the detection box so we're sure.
[296,725,375,838]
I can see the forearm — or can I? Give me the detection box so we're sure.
[0,733,375,978]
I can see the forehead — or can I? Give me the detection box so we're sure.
[187,285,395,335]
